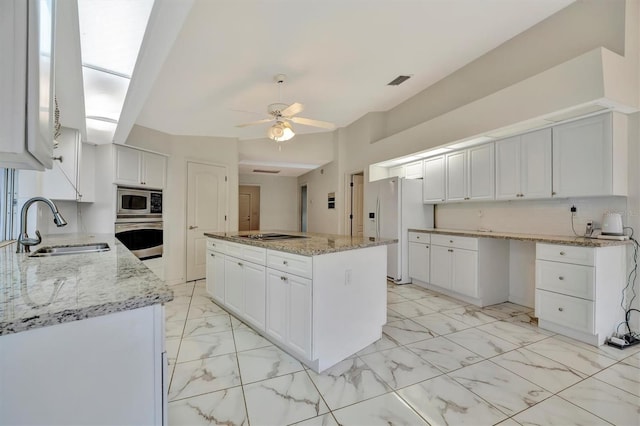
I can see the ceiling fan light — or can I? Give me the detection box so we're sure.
[268,121,295,142]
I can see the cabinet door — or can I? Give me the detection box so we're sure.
[43,128,79,200]
[243,262,266,330]
[288,274,312,358]
[114,145,141,186]
[409,242,430,283]
[552,114,611,197]
[495,136,520,200]
[224,257,244,315]
[206,250,225,303]
[423,156,445,203]
[142,152,167,189]
[451,248,478,298]
[467,144,494,200]
[405,161,423,179]
[521,128,551,199]
[266,270,288,342]
[445,151,467,202]
[429,245,452,289]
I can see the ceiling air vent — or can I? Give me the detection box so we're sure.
[253,169,280,174]
[387,75,411,86]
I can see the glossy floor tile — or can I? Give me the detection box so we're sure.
[165,280,640,425]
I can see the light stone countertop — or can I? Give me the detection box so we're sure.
[408,228,632,247]
[0,234,173,336]
[205,231,396,256]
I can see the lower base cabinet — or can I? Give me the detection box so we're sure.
[206,240,226,303]
[266,270,312,359]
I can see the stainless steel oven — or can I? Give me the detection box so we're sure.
[115,220,163,260]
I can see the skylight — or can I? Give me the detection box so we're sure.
[78,0,155,144]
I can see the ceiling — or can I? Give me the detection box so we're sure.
[135,0,573,142]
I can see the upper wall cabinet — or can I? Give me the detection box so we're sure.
[496,128,552,200]
[404,161,423,179]
[0,0,56,170]
[552,113,627,198]
[446,143,495,202]
[423,155,446,203]
[114,144,167,189]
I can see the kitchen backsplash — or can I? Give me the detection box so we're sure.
[435,196,629,236]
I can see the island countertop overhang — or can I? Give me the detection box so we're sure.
[204,231,396,256]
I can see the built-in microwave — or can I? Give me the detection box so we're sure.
[117,187,162,217]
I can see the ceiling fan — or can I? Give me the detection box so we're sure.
[235,74,336,142]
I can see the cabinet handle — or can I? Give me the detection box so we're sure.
[210,253,214,257]
[558,276,564,280]
[448,249,453,252]
[283,260,288,265]
[559,251,565,256]
[189,225,199,230]
[425,245,429,249]
[416,236,420,239]
[552,191,557,196]
[464,197,470,200]
[238,262,243,266]
[558,307,564,312]
[280,276,287,281]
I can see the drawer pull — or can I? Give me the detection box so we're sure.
[280,276,287,281]
[416,236,420,239]
[238,262,243,266]
[449,240,454,243]
[283,260,289,266]
[210,253,214,257]
[426,245,429,249]
[448,249,453,252]
[558,307,564,312]
[558,276,564,280]
[559,251,565,256]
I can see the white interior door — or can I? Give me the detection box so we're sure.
[239,193,251,231]
[186,162,227,282]
[352,174,364,237]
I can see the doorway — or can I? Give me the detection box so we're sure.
[300,184,308,232]
[186,161,227,282]
[349,172,364,236]
[239,185,260,231]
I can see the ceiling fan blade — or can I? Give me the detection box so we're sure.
[235,118,273,128]
[280,102,304,117]
[290,116,336,129]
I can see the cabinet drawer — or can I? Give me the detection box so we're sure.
[536,290,594,334]
[536,244,594,266]
[431,234,478,250]
[536,260,594,300]
[408,232,430,243]
[207,239,225,253]
[267,250,312,279]
[225,241,266,264]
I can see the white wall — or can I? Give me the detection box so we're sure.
[298,161,341,235]
[238,174,299,231]
[126,125,239,284]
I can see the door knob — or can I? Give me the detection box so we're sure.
[189,225,198,230]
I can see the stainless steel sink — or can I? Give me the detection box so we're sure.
[29,243,110,257]
[238,233,308,241]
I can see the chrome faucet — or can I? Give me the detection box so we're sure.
[16,197,68,253]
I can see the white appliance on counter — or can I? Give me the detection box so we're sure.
[366,177,434,283]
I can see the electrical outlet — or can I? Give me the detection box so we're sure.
[570,205,577,216]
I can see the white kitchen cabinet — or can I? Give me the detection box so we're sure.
[243,261,267,330]
[445,144,494,202]
[405,161,423,179]
[266,270,312,359]
[408,232,430,284]
[552,113,627,197]
[42,128,94,202]
[206,240,226,303]
[418,233,508,307]
[496,128,552,200]
[0,0,55,171]
[423,155,446,203]
[114,144,167,189]
[224,257,244,315]
[535,243,626,346]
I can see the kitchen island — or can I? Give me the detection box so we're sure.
[205,231,394,372]
[0,234,173,425]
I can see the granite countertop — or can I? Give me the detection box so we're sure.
[409,228,632,247]
[0,234,173,336]
[205,231,396,256]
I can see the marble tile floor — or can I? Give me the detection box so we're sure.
[165,280,640,426]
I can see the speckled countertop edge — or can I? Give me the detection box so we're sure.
[408,228,631,247]
[204,231,396,256]
[0,234,173,336]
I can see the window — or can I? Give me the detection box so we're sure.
[1,168,18,241]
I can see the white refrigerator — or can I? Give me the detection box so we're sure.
[365,177,434,284]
